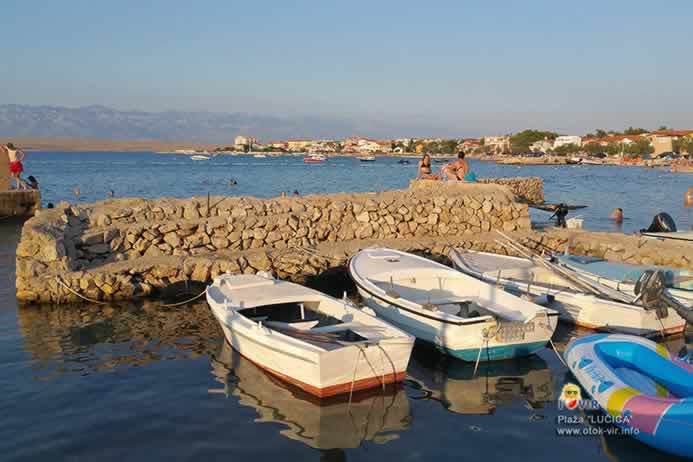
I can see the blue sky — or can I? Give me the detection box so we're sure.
[2,0,692,136]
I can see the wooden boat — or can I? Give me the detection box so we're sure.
[451,250,687,336]
[565,334,693,458]
[557,254,693,304]
[209,340,410,449]
[304,153,327,163]
[357,155,376,162]
[348,248,558,362]
[205,273,414,398]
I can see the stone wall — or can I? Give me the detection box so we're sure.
[411,177,544,204]
[16,182,533,303]
[0,190,41,216]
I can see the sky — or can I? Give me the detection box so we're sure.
[2,0,693,137]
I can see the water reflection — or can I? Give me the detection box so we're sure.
[407,344,554,414]
[16,300,221,379]
[208,340,412,449]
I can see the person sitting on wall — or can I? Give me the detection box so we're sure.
[417,154,439,179]
[6,143,27,190]
[441,150,475,181]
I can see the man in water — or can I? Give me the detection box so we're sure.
[441,151,471,181]
[610,208,624,223]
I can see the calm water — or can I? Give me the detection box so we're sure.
[22,151,693,233]
[2,153,692,461]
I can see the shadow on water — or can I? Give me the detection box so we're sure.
[209,340,411,450]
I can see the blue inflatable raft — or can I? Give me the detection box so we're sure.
[565,334,693,458]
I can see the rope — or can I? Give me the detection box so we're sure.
[160,287,209,307]
[55,276,110,305]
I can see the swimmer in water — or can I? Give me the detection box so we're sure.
[610,208,624,223]
[685,187,693,209]
[229,179,237,186]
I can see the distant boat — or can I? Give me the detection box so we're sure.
[253,154,267,158]
[398,159,411,165]
[357,156,376,162]
[191,155,210,161]
[304,153,327,163]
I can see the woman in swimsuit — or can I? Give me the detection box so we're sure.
[417,154,438,179]
[6,143,27,190]
[442,150,471,180]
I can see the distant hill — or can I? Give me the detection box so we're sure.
[0,104,371,143]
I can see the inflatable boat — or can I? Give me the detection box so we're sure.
[565,334,693,458]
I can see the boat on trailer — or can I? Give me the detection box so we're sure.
[206,273,414,398]
[348,248,558,362]
[450,250,686,336]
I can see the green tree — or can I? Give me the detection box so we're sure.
[552,143,581,157]
[658,125,669,131]
[584,142,604,155]
[673,138,693,154]
[510,129,559,154]
[623,126,648,135]
[605,142,622,156]
[624,139,654,156]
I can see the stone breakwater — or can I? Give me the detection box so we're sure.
[14,178,690,304]
[410,177,544,204]
[15,181,534,303]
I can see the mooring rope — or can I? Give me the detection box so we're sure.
[160,288,209,307]
[55,276,110,305]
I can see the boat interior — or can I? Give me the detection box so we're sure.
[368,270,529,323]
[237,301,372,348]
[460,252,575,290]
[595,341,693,399]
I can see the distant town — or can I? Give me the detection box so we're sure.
[177,128,693,161]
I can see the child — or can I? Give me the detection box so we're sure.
[6,143,27,190]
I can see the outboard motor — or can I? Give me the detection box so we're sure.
[641,212,677,233]
[635,270,693,324]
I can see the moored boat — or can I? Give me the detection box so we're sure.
[357,155,376,162]
[557,254,693,305]
[565,334,693,458]
[304,153,327,163]
[450,250,687,336]
[205,272,414,398]
[348,248,558,362]
[190,154,210,161]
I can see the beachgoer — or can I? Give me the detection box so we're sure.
[107,190,115,198]
[292,190,300,196]
[280,191,287,198]
[685,187,693,209]
[441,151,470,181]
[6,143,27,190]
[229,179,237,186]
[26,175,39,190]
[417,154,438,179]
[610,208,624,223]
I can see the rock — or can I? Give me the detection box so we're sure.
[356,211,370,223]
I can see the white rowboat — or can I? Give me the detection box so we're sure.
[349,248,558,361]
[206,273,414,398]
[450,250,686,336]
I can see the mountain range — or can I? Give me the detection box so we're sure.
[0,104,437,143]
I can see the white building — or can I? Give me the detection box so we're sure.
[234,135,258,149]
[553,135,582,148]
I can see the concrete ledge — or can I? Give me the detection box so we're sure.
[0,190,41,217]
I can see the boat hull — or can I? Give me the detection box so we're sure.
[354,285,555,362]
[451,251,687,336]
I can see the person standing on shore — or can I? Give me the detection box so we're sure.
[6,143,27,190]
